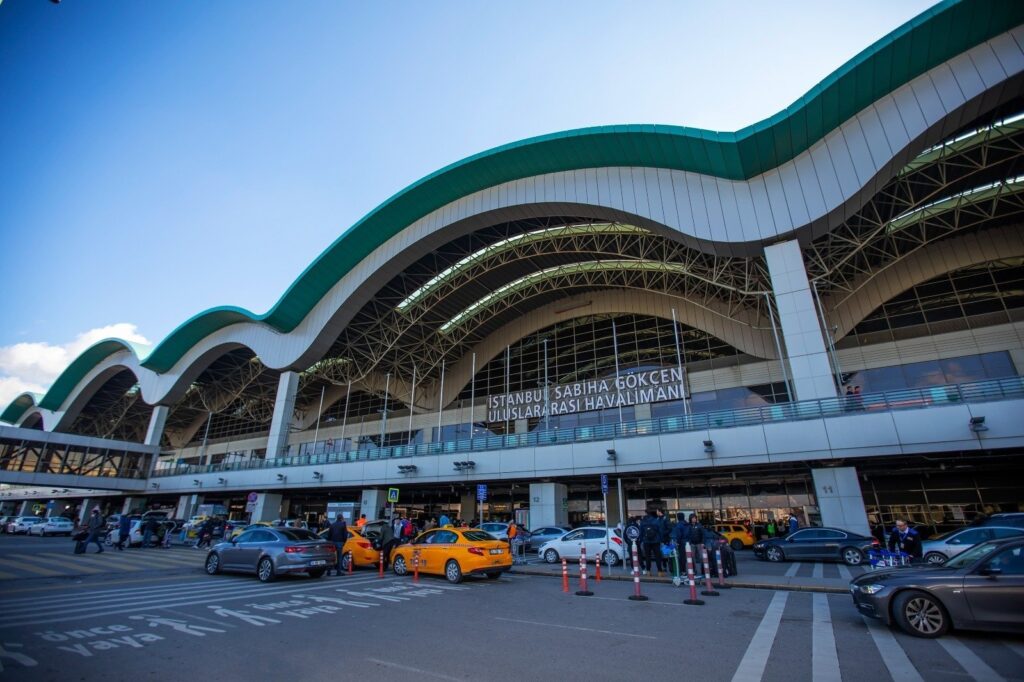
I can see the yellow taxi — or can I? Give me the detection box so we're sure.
[390,527,511,583]
[713,523,755,550]
[339,526,382,570]
[230,521,271,540]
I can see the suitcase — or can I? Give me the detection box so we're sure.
[74,540,87,554]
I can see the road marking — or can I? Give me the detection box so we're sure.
[812,593,840,682]
[812,563,824,579]
[837,564,852,580]
[16,554,106,574]
[37,552,149,573]
[0,569,18,579]
[366,658,463,681]
[1005,641,1024,659]
[731,590,788,682]
[0,572,214,596]
[784,563,801,577]
[0,576,230,607]
[0,575,402,628]
[937,638,1005,682]
[861,616,923,682]
[493,617,657,640]
[0,557,64,576]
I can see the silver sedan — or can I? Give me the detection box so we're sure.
[204,527,336,582]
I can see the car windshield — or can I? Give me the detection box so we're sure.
[277,529,319,541]
[943,540,1001,569]
[461,531,493,541]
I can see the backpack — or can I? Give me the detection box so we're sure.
[642,521,659,543]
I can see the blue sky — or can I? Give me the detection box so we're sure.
[0,0,935,404]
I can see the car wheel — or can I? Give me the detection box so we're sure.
[842,547,864,566]
[308,568,326,579]
[766,546,784,562]
[543,548,559,564]
[205,552,221,575]
[893,590,949,638]
[257,557,275,583]
[486,571,502,580]
[340,552,353,572]
[730,539,743,551]
[924,552,947,566]
[393,555,408,576]
[445,559,463,584]
[601,550,620,567]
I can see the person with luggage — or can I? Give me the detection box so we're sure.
[639,509,664,576]
[84,508,105,554]
[887,519,922,562]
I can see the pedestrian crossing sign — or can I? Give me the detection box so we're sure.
[387,487,400,503]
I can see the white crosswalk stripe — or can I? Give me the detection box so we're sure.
[812,562,824,579]
[837,564,852,580]
[811,593,840,682]
[937,637,1005,682]
[784,562,801,577]
[731,590,788,682]
[861,616,924,682]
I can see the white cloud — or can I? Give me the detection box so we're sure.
[0,323,151,408]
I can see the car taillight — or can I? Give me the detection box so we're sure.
[284,546,309,554]
[468,547,485,555]
[357,541,372,549]
[611,536,622,545]
[871,538,880,546]
[324,544,336,552]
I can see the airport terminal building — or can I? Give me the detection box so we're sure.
[2,0,1024,536]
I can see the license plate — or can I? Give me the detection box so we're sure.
[310,559,327,566]
[489,549,503,555]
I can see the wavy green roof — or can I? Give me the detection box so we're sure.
[4,0,1023,425]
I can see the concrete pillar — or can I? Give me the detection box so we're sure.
[145,405,170,447]
[122,497,146,515]
[175,494,204,519]
[17,500,31,516]
[77,499,94,525]
[529,483,568,528]
[764,239,837,400]
[360,489,385,521]
[812,467,870,537]
[605,486,623,528]
[266,371,300,458]
[250,493,283,523]
[459,491,477,523]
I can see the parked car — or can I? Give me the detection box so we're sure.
[537,527,625,566]
[104,517,176,547]
[851,537,1024,638]
[391,527,511,583]
[922,526,1024,565]
[478,522,532,549]
[713,523,756,550]
[204,527,336,582]
[753,526,878,565]
[527,525,572,552]
[29,517,75,536]
[972,513,1024,529]
[0,515,19,533]
[9,516,45,534]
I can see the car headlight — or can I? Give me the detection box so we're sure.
[858,584,885,595]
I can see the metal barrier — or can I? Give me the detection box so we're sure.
[151,376,1024,478]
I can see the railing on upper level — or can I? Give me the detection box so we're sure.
[152,376,1024,478]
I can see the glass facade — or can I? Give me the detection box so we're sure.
[841,351,1016,394]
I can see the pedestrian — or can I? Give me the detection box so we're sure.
[639,509,664,576]
[871,523,885,545]
[326,514,349,576]
[887,519,922,562]
[853,385,864,410]
[195,517,213,549]
[116,514,131,550]
[85,508,105,554]
[393,514,405,539]
[356,514,367,528]
[379,520,398,569]
[681,514,706,577]
[439,512,451,527]
[788,513,799,536]
[401,518,414,543]
[142,516,159,548]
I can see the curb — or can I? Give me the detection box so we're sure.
[509,567,849,595]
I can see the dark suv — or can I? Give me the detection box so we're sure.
[973,513,1024,529]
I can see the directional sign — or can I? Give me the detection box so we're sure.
[476,484,488,502]
[600,474,609,495]
[387,487,400,503]
[625,524,641,542]
[247,492,259,503]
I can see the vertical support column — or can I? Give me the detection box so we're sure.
[176,494,203,520]
[17,500,31,516]
[764,239,837,401]
[250,493,283,523]
[145,405,169,447]
[528,483,569,528]
[122,497,147,515]
[605,486,623,528]
[267,371,300,458]
[459,491,477,522]
[77,498,94,525]
[812,467,870,537]
[360,489,385,521]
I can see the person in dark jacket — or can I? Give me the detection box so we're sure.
[887,519,922,561]
[116,515,132,550]
[142,516,159,548]
[326,516,349,575]
[675,514,705,577]
[639,510,664,576]
[85,508,105,554]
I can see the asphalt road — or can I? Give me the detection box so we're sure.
[0,535,1022,681]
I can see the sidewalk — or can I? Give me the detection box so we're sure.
[509,556,853,594]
